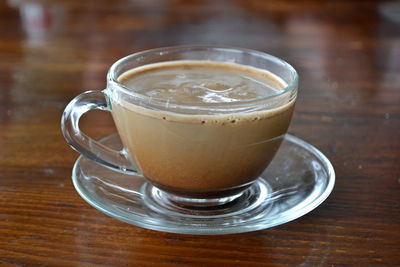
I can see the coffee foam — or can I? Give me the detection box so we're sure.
[115,60,295,125]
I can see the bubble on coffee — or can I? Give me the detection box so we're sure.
[117,61,292,124]
[120,61,285,104]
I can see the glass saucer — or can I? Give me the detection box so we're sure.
[72,134,335,235]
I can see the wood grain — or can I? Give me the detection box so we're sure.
[1,0,399,266]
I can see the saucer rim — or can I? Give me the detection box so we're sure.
[71,133,335,235]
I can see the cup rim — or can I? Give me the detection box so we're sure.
[107,45,298,111]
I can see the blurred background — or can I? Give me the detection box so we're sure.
[1,0,399,165]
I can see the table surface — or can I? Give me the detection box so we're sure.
[1,0,399,266]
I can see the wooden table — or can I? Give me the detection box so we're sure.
[1,0,399,266]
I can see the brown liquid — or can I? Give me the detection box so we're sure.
[112,61,295,198]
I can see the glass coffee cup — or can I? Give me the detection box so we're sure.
[61,46,298,208]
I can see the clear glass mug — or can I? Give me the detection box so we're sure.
[61,46,298,207]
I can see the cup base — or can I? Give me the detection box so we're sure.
[146,181,254,208]
[142,178,271,217]
[147,185,245,208]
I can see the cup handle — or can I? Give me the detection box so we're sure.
[61,90,138,174]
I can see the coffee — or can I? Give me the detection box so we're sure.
[111,61,295,197]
